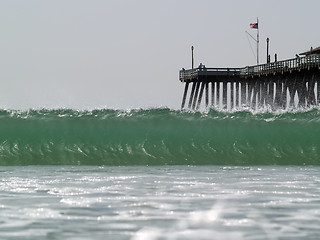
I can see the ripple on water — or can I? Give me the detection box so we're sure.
[0,166,319,239]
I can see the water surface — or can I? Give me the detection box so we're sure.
[0,166,319,240]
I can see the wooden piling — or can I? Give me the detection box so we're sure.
[222,82,227,109]
[181,82,189,109]
[307,73,316,106]
[216,82,221,108]
[230,82,234,109]
[196,82,205,110]
[211,82,215,108]
[192,82,201,110]
[240,81,247,107]
[188,82,196,109]
[205,82,209,109]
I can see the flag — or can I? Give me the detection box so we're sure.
[250,23,258,29]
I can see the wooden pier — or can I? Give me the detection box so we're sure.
[179,53,320,110]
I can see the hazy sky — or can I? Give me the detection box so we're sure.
[0,0,319,110]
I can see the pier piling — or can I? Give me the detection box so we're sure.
[192,81,201,110]
[205,82,209,109]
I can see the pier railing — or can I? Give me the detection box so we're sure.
[179,54,320,81]
[241,54,320,76]
[179,67,241,81]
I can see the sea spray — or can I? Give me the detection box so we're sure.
[0,108,320,166]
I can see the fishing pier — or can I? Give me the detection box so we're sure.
[179,50,320,110]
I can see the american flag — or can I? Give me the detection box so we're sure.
[250,23,258,29]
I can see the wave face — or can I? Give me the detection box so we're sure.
[0,108,320,166]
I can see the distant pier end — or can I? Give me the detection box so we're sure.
[179,53,320,110]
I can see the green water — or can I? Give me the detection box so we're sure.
[0,108,319,165]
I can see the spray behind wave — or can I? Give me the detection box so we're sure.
[0,108,319,166]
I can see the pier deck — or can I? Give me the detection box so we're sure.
[179,54,320,110]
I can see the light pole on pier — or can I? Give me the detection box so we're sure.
[257,18,259,65]
[267,38,270,63]
[191,46,194,69]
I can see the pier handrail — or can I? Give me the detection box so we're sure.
[179,67,241,80]
[240,54,320,76]
[180,54,320,81]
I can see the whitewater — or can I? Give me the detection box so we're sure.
[0,108,320,240]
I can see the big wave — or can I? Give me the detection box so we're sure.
[0,108,319,166]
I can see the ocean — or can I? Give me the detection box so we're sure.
[0,108,319,239]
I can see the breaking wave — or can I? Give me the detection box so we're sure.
[0,108,320,165]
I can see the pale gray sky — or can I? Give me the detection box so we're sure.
[0,0,319,110]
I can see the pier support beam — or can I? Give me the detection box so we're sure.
[307,73,316,106]
[296,73,308,107]
[192,81,201,110]
[268,81,274,107]
[240,81,247,107]
[261,80,268,107]
[217,82,221,108]
[230,82,234,109]
[281,77,288,109]
[248,81,254,107]
[287,74,297,108]
[205,82,209,109]
[259,81,263,105]
[274,78,283,108]
[211,82,215,108]
[188,82,196,109]
[181,82,189,110]
[223,82,227,109]
[235,82,240,108]
[252,80,260,109]
[196,82,206,110]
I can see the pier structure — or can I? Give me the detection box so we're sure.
[180,53,320,110]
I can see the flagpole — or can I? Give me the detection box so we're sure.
[257,17,259,65]
[247,19,260,65]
